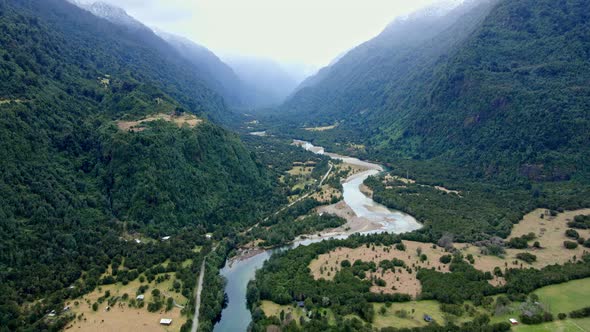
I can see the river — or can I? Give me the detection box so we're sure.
[212,140,421,331]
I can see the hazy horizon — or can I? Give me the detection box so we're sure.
[76,0,445,69]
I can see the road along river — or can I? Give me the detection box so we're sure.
[212,140,421,331]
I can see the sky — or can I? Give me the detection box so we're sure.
[81,0,441,68]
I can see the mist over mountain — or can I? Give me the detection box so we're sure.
[155,31,253,109]
[69,0,145,31]
[222,55,312,108]
[279,0,590,182]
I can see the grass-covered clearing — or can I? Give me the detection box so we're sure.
[66,267,191,332]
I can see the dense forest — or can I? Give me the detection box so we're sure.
[273,0,590,186]
[251,0,590,249]
[0,0,282,329]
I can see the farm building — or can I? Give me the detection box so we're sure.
[160,318,173,326]
[509,318,519,325]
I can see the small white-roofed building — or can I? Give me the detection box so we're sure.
[160,318,172,326]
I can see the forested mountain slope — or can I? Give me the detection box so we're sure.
[157,32,251,109]
[75,1,251,109]
[0,0,280,329]
[281,0,590,182]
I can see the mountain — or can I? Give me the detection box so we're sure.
[280,0,590,182]
[71,0,146,31]
[0,0,281,329]
[223,55,301,108]
[156,31,250,108]
[73,1,314,110]
[72,1,251,110]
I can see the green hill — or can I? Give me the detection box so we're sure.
[0,0,281,329]
[280,0,590,183]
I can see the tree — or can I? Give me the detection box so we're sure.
[566,229,580,239]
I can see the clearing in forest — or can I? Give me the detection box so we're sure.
[67,272,187,332]
[310,209,590,295]
[117,113,202,132]
[309,241,451,298]
[304,123,338,131]
[459,208,590,285]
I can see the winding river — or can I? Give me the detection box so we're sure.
[213,140,421,332]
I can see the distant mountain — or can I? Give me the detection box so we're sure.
[71,1,313,110]
[223,55,302,108]
[156,31,251,108]
[71,0,145,31]
[280,0,590,182]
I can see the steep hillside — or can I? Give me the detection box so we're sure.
[280,0,590,182]
[0,0,281,329]
[158,32,250,108]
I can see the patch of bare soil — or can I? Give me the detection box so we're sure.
[117,113,202,132]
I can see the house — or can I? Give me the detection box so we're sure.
[136,294,145,301]
[160,318,173,326]
[297,301,305,308]
[205,233,213,239]
[135,239,141,244]
[509,318,519,325]
[63,305,70,312]
[161,236,171,241]
[48,310,56,317]
[423,314,433,323]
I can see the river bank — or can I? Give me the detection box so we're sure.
[212,140,422,331]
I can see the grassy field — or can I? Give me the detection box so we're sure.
[513,318,590,332]
[460,208,590,285]
[309,241,451,297]
[491,279,590,330]
[534,278,590,315]
[372,301,445,329]
[66,273,186,332]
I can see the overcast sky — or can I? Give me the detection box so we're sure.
[81,0,441,68]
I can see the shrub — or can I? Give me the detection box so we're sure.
[566,229,580,239]
[516,253,537,264]
[564,241,579,249]
[570,307,590,318]
[340,260,351,268]
[440,303,464,316]
[395,243,406,251]
[439,255,452,264]
[507,237,529,249]
[558,313,567,320]
[375,278,387,287]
